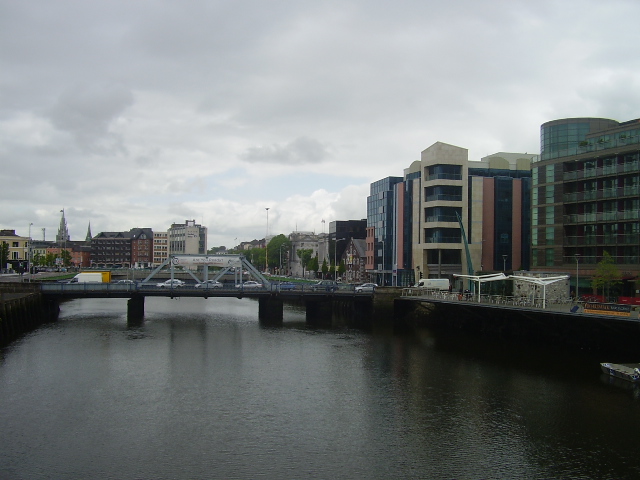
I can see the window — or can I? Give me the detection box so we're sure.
[545,227,554,244]
[532,229,538,246]
[545,206,554,225]
[545,248,554,266]
[546,164,555,183]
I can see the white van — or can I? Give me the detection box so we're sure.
[414,278,450,290]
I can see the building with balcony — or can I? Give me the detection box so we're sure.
[532,117,640,295]
[407,143,534,286]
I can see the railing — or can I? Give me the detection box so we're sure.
[426,174,462,181]
[401,288,575,309]
[425,194,463,202]
[39,281,376,295]
[425,215,459,223]
[425,236,462,244]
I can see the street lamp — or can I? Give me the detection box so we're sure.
[28,222,33,281]
[334,238,345,280]
[265,207,270,273]
[279,243,287,275]
[574,254,580,299]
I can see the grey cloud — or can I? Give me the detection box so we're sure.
[47,83,134,153]
[240,137,331,165]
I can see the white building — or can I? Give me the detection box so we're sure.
[168,220,207,255]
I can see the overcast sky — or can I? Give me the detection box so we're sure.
[2,0,640,248]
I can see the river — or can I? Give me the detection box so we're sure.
[1,297,640,479]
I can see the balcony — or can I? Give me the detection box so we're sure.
[425,236,462,244]
[425,194,463,202]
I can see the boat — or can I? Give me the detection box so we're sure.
[600,362,640,383]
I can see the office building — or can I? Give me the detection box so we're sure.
[533,117,640,295]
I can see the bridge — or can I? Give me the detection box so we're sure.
[39,281,376,326]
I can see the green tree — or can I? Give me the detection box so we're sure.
[267,234,291,272]
[247,247,265,270]
[308,254,319,276]
[591,251,622,300]
[0,241,8,270]
[321,258,328,278]
[60,249,72,267]
[338,259,346,279]
[45,252,57,267]
[296,248,313,278]
[32,252,44,267]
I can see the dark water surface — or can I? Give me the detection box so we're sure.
[1,297,640,479]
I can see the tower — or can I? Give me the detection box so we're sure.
[56,209,70,243]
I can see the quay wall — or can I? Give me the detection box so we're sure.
[394,297,640,357]
[0,283,59,346]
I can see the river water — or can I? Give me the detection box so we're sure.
[1,297,640,479]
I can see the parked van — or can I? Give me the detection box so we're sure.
[414,278,450,290]
[69,271,112,283]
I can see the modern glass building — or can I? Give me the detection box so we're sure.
[366,176,403,286]
[533,117,640,295]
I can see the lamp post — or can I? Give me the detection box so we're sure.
[574,254,580,299]
[265,207,270,273]
[28,222,33,281]
[334,238,345,281]
[279,243,287,275]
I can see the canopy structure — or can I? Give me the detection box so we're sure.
[453,273,507,302]
[508,275,569,309]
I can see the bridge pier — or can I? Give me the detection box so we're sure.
[127,295,145,322]
[258,296,284,326]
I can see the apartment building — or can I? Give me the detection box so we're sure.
[153,231,169,266]
[532,117,640,296]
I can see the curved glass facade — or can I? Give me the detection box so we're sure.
[540,118,619,161]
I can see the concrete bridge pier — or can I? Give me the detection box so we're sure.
[259,296,284,326]
[127,295,145,323]
[305,298,334,328]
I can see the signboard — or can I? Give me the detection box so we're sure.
[584,302,631,317]
[171,255,242,267]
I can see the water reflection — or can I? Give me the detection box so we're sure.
[0,297,639,479]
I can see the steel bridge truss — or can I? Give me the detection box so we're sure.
[141,254,271,287]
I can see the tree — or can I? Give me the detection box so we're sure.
[338,259,346,279]
[0,241,8,271]
[308,254,319,277]
[296,248,313,278]
[267,234,291,272]
[60,249,72,267]
[321,258,328,278]
[591,251,622,300]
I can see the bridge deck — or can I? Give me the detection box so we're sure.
[40,283,375,299]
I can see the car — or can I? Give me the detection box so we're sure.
[195,280,223,289]
[235,281,263,289]
[277,282,297,291]
[311,280,338,292]
[115,279,135,284]
[157,279,186,288]
[355,283,378,293]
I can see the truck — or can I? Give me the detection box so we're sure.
[414,278,450,290]
[69,271,112,283]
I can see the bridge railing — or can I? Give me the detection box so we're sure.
[39,281,376,295]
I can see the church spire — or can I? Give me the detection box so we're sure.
[85,221,92,243]
[56,208,70,244]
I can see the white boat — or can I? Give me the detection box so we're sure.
[600,363,640,383]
